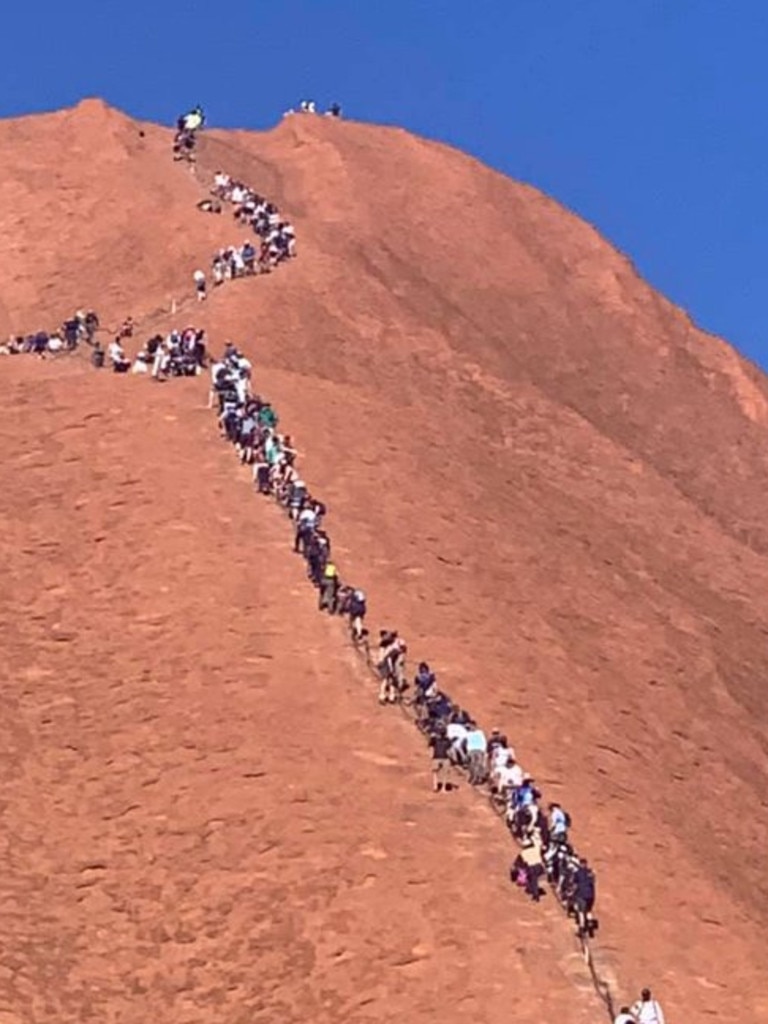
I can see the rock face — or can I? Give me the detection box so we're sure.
[0,100,766,1023]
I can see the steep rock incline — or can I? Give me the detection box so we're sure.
[0,357,600,1024]
[1,101,767,1022]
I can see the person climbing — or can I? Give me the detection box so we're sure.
[180,105,205,133]
[613,1009,635,1024]
[548,802,571,843]
[348,587,367,641]
[318,560,339,613]
[413,662,437,704]
[90,341,105,369]
[464,722,488,784]
[512,838,545,902]
[571,857,596,937]
[294,503,317,555]
[377,630,406,704]
[193,269,207,302]
[428,723,452,793]
[327,102,342,118]
[631,990,666,1024]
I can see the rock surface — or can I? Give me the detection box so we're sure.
[0,100,766,1022]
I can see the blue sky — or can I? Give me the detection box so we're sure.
[3,1,767,365]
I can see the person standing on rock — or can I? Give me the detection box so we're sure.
[465,722,488,784]
[193,268,207,301]
[428,723,452,792]
[631,989,666,1024]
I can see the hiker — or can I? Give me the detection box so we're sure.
[571,857,596,935]
[631,990,666,1024]
[465,722,488,784]
[348,587,367,641]
[428,723,452,793]
[327,102,342,118]
[294,504,317,554]
[492,753,523,798]
[90,341,105,369]
[614,1010,635,1024]
[318,561,339,613]
[377,631,406,704]
[445,712,469,767]
[548,802,571,843]
[194,269,207,301]
[414,662,437,704]
[108,339,130,373]
[180,105,205,133]
[512,839,545,902]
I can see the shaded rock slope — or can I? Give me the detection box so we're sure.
[0,98,766,1023]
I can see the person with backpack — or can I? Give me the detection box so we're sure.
[631,989,666,1024]
[548,802,571,842]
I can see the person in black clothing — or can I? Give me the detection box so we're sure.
[428,724,452,793]
[572,858,596,935]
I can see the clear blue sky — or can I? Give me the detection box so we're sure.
[3,1,767,365]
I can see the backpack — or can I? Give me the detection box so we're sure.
[563,810,572,829]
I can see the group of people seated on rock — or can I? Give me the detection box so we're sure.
[204,171,296,281]
[286,99,342,117]
[173,105,205,162]
[2,309,101,356]
[133,327,208,378]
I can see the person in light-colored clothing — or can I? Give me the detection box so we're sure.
[631,989,666,1024]
[465,724,487,784]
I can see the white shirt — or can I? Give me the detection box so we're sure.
[631,1000,666,1024]
[497,762,523,789]
[446,723,467,746]
[193,270,205,284]
[298,509,316,529]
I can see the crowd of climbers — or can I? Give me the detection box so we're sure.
[208,340,668,1024]
[3,109,670,1024]
[192,171,296,302]
[100,326,208,378]
[207,342,604,920]
[173,105,205,163]
[1,308,103,356]
[285,99,343,117]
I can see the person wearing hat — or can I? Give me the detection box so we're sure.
[631,989,666,1024]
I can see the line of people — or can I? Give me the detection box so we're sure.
[173,104,205,163]
[204,339,673,1024]
[13,132,667,1024]
[192,175,296,301]
[2,308,102,357]
[208,337,598,934]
